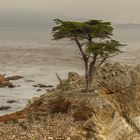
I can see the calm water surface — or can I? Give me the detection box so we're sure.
[0,28,139,116]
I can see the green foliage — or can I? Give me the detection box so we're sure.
[86,40,124,56]
[52,19,113,41]
[52,19,124,58]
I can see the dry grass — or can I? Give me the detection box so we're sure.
[48,97,71,114]
[73,103,93,121]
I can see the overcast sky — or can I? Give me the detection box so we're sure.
[0,0,140,27]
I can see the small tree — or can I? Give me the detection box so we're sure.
[52,19,124,91]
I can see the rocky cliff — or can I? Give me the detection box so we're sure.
[0,63,140,140]
[53,63,140,139]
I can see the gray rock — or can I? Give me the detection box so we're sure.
[0,106,11,111]
[6,75,24,80]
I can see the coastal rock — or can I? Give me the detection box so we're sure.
[54,63,140,139]
[7,100,18,103]
[0,63,140,139]
[8,83,15,88]
[68,63,140,139]
[24,79,35,82]
[33,84,54,88]
[94,62,140,93]
[0,106,11,111]
[36,89,42,92]
[0,74,14,88]
[6,75,24,80]
[56,72,84,91]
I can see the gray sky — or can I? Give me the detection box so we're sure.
[0,0,140,27]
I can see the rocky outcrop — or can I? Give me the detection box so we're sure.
[0,106,11,111]
[69,90,140,140]
[0,74,24,88]
[33,84,54,88]
[6,75,23,80]
[94,62,140,93]
[68,63,140,140]
[25,63,140,139]
[53,63,140,139]
[0,63,140,140]
[0,74,14,88]
[56,72,84,91]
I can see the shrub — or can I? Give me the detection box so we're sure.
[48,97,71,114]
[73,103,93,121]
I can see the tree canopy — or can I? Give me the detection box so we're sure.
[52,19,125,91]
[52,19,113,41]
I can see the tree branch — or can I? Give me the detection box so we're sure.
[87,33,92,42]
[74,38,87,61]
[89,54,98,72]
[98,57,108,67]
[98,53,118,67]
[55,73,63,85]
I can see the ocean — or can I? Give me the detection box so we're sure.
[0,27,139,116]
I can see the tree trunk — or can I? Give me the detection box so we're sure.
[85,61,94,92]
[88,65,94,91]
[84,60,89,91]
[88,55,97,91]
[74,38,90,92]
[88,62,94,91]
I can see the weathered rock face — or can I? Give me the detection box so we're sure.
[6,75,23,80]
[71,91,140,140]
[0,74,24,88]
[68,63,140,140]
[94,62,140,93]
[24,63,140,140]
[0,63,139,140]
[0,74,14,88]
[56,72,84,91]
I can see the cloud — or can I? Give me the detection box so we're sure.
[0,0,140,27]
